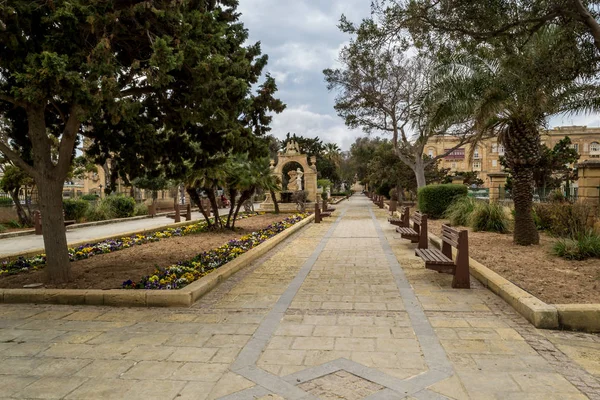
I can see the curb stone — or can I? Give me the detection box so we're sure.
[0,213,315,307]
[384,204,600,333]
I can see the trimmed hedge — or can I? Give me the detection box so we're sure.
[418,184,468,219]
[0,197,13,206]
[63,199,89,222]
[102,195,136,218]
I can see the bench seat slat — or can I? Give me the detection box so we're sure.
[396,227,418,236]
[415,248,454,265]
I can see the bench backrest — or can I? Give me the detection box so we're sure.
[441,224,469,267]
[410,211,428,249]
[399,206,410,226]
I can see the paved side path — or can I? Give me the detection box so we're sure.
[0,205,246,257]
[0,195,599,399]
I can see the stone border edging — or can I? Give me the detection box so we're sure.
[0,208,202,240]
[0,213,315,307]
[384,204,600,333]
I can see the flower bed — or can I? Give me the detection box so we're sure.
[0,212,263,277]
[123,213,310,290]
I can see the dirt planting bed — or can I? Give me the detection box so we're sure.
[427,219,600,304]
[0,213,292,290]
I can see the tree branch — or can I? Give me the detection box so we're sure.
[56,105,83,178]
[571,0,600,53]
[0,140,38,179]
[0,93,26,108]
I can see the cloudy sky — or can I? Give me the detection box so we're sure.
[238,0,600,151]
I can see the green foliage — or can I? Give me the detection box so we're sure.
[444,197,476,226]
[63,199,89,222]
[102,195,136,219]
[80,194,99,201]
[321,191,328,201]
[375,182,393,199]
[418,184,468,219]
[553,231,600,260]
[84,195,136,221]
[0,197,13,206]
[533,202,592,238]
[389,188,399,201]
[134,203,148,217]
[469,202,510,233]
[0,225,6,233]
[85,202,112,222]
[317,179,332,189]
[6,220,22,229]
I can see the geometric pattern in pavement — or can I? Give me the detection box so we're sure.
[223,200,455,399]
[298,370,384,399]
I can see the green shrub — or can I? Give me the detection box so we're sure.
[80,194,99,201]
[548,189,566,203]
[418,184,468,219]
[444,197,476,226]
[469,202,510,233]
[134,202,148,216]
[553,230,600,260]
[533,202,591,238]
[85,202,112,222]
[0,197,13,206]
[0,224,6,233]
[63,199,89,222]
[102,195,136,218]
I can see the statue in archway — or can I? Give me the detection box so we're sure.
[296,168,304,190]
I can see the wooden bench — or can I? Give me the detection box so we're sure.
[415,225,470,289]
[389,206,409,227]
[396,211,428,249]
[314,203,332,223]
[33,211,76,235]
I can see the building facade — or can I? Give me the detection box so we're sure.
[424,126,600,188]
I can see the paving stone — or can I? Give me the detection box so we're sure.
[15,376,88,399]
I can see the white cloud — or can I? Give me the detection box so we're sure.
[269,106,366,150]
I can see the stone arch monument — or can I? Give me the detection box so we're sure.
[260,140,318,211]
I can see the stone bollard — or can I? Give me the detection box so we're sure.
[174,202,181,223]
[148,203,156,218]
[314,203,321,224]
[186,203,192,221]
[34,210,42,235]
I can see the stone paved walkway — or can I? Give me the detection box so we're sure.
[1,195,599,399]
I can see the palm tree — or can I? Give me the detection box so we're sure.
[430,27,600,245]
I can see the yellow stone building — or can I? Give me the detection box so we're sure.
[425,126,600,188]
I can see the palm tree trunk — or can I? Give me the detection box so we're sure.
[504,121,541,246]
[512,166,539,245]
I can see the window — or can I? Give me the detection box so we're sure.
[492,160,497,167]
[498,145,505,156]
[572,143,579,152]
[451,162,457,170]
[473,147,480,159]
[492,144,498,153]
[428,149,434,158]
[473,161,481,170]
[444,148,465,160]
[591,142,600,153]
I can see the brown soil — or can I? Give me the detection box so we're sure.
[427,219,600,304]
[0,213,294,290]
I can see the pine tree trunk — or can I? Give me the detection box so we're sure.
[206,186,221,229]
[10,189,31,226]
[186,187,212,228]
[226,188,237,228]
[38,179,72,283]
[270,189,280,214]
